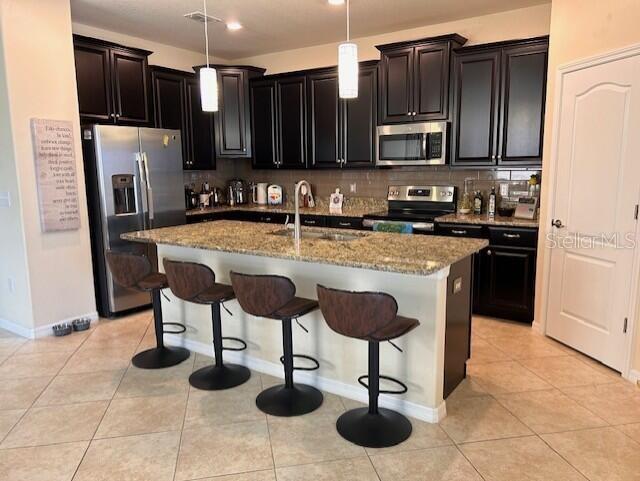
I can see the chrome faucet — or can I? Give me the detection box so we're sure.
[294,180,312,252]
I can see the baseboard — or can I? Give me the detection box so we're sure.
[0,317,35,339]
[0,311,99,339]
[531,320,544,335]
[629,369,640,385]
[165,334,447,423]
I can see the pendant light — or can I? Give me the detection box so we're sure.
[338,0,358,99]
[200,0,218,112]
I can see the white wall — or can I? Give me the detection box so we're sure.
[0,23,33,328]
[534,0,640,376]
[72,23,220,73]
[0,0,96,332]
[229,4,551,73]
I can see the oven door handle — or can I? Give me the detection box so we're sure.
[411,222,434,232]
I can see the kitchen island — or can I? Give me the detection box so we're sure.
[123,221,487,422]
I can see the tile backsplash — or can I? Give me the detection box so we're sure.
[184,159,540,208]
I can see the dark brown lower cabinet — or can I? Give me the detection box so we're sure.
[476,245,536,323]
[437,223,537,323]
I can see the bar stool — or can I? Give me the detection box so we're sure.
[317,285,420,448]
[163,259,251,390]
[230,272,323,417]
[105,251,190,369]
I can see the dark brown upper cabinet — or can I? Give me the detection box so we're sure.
[184,78,216,170]
[307,61,378,168]
[150,66,215,170]
[73,35,151,126]
[250,74,307,169]
[192,65,265,159]
[307,71,341,167]
[250,79,279,168]
[451,36,548,167]
[451,50,501,166]
[498,42,548,165]
[377,34,467,124]
[277,75,307,168]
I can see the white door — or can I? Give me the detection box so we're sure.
[546,51,640,371]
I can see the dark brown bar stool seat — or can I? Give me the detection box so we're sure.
[230,272,323,417]
[163,259,250,390]
[106,251,190,369]
[317,285,420,448]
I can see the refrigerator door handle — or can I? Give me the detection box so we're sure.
[142,151,154,221]
[135,152,149,228]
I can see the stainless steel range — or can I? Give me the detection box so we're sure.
[363,185,457,234]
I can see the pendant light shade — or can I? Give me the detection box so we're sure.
[200,0,218,112]
[200,66,218,112]
[338,42,358,99]
[338,0,358,99]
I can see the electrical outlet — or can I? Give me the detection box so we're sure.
[499,183,509,197]
[7,277,15,294]
[350,183,357,193]
[0,191,10,208]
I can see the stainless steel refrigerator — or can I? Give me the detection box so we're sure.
[82,125,185,317]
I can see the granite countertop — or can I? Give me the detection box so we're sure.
[186,205,383,218]
[122,220,487,276]
[435,213,539,228]
[186,201,386,219]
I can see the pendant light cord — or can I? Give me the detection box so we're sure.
[346,0,350,42]
[203,0,210,68]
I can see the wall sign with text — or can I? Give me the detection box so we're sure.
[30,119,80,232]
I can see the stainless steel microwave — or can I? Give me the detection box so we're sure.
[376,121,447,166]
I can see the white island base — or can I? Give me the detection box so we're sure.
[158,244,472,423]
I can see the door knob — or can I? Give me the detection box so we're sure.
[551,219,564,228]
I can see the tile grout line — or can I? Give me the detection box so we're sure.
[0,325,95,447]
[171,351,193,481]
[535,430,591,481]
[70,314,151,481]
[261,374,279,481]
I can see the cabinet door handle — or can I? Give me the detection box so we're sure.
[305,220,316,225]
[491,155,496,161]
[338,222,351,227]
[503,233,521,239]
[336,158,341,163]
[451,229,467,235]
[487,249,492,255]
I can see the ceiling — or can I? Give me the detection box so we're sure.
[70,0,548,60]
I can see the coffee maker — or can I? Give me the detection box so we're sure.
[227,179,247,206]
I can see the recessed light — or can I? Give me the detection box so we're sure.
[226,21,242,30]
[328,0,345,5]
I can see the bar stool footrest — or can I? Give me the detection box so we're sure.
[222,336,247,351]
[162,322,186,335]
[279,354,320,371]
[358,374,408,395]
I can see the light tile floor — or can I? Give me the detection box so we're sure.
[0,312,639,481]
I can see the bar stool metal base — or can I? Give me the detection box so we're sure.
[131,346,191,369]
[336,407,412,448]
[189,364,251,390]
[256,384,323,417]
